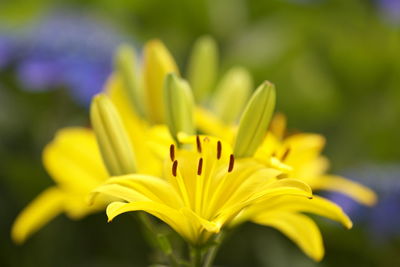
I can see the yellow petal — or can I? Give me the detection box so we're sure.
[106,201,193,242]
[180,207,221,233]
[43,128,108,192]
[269,113,287,140]
[250,178,313,202]
[11,187,65,244]
[252,212,324,261]
[252,195,352,229]
[281,133,329,179]
[311,175,377,206]
[63,194,103,220]
[143,39,179,123]
[102,174,183,208]
[91,184,151,203]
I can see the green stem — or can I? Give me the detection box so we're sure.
[203,232,225,267]
[136,213,179,267]
[190,246,202,267]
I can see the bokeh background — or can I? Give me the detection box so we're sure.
[1,0,399,266]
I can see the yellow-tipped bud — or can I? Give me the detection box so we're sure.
[187,36,218,102]
[143,40,179,123]
[234,81,276,158]
[211,66,253,124]
[114,44,145,117]
[90,94,137,175]
[164,73,195,143]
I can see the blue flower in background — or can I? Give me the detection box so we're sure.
[378,0,400,24]
[0,36,15,69]
[1,12,129,106]
[327,164,400,242]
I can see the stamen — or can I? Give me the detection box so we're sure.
[271,151,277,157]
[281,147,291,161]
[197,158,203,176]
[228,154,235,172]
[196,135,202,153]
[169,144,175,161]
[217,141,222,160]
[172,160,178,177]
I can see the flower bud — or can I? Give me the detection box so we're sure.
[90,94,137,175]
[187,36,218,102]
[143,40,178,123]
[164,73,195,143]
[114,44,145,117]
[234,81,276,158]
[211,66,252,124]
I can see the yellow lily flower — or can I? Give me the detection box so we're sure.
[93,39,354,261]
[184,36,374,207]
[254,114,377,206]
[91,135,352,262]
[11,71,170,244]
[101,39,355,262]
[195,109,376,206]
[11,128,109,244]
[194,99,354,261]
[91,136,316,245]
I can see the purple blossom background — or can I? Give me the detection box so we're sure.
[327,164,400,242]
[0,12,130,106]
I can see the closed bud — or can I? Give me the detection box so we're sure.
[114,44,145,117]
[164,73,195,143]
[234,81,276,158]
[143,40,178,123]
[187,36,218,102]
[211,66,252,124]
[90,94,137,175]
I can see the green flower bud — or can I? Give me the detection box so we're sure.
[187,36,218,102]
[234,81,276,158]
[90,94,137,175]
[211,66,253,124]
[164,73,195,143]
[114,44,145,117]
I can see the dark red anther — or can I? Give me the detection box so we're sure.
[172,160,178,177]
[281,147,291,161]
[217,141,222,160]
[197,158,203,176]
[169,144,175,161]
[228,154,235,172]
[196,135,202,153]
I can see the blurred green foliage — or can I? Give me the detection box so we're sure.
[1,0,399,266]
